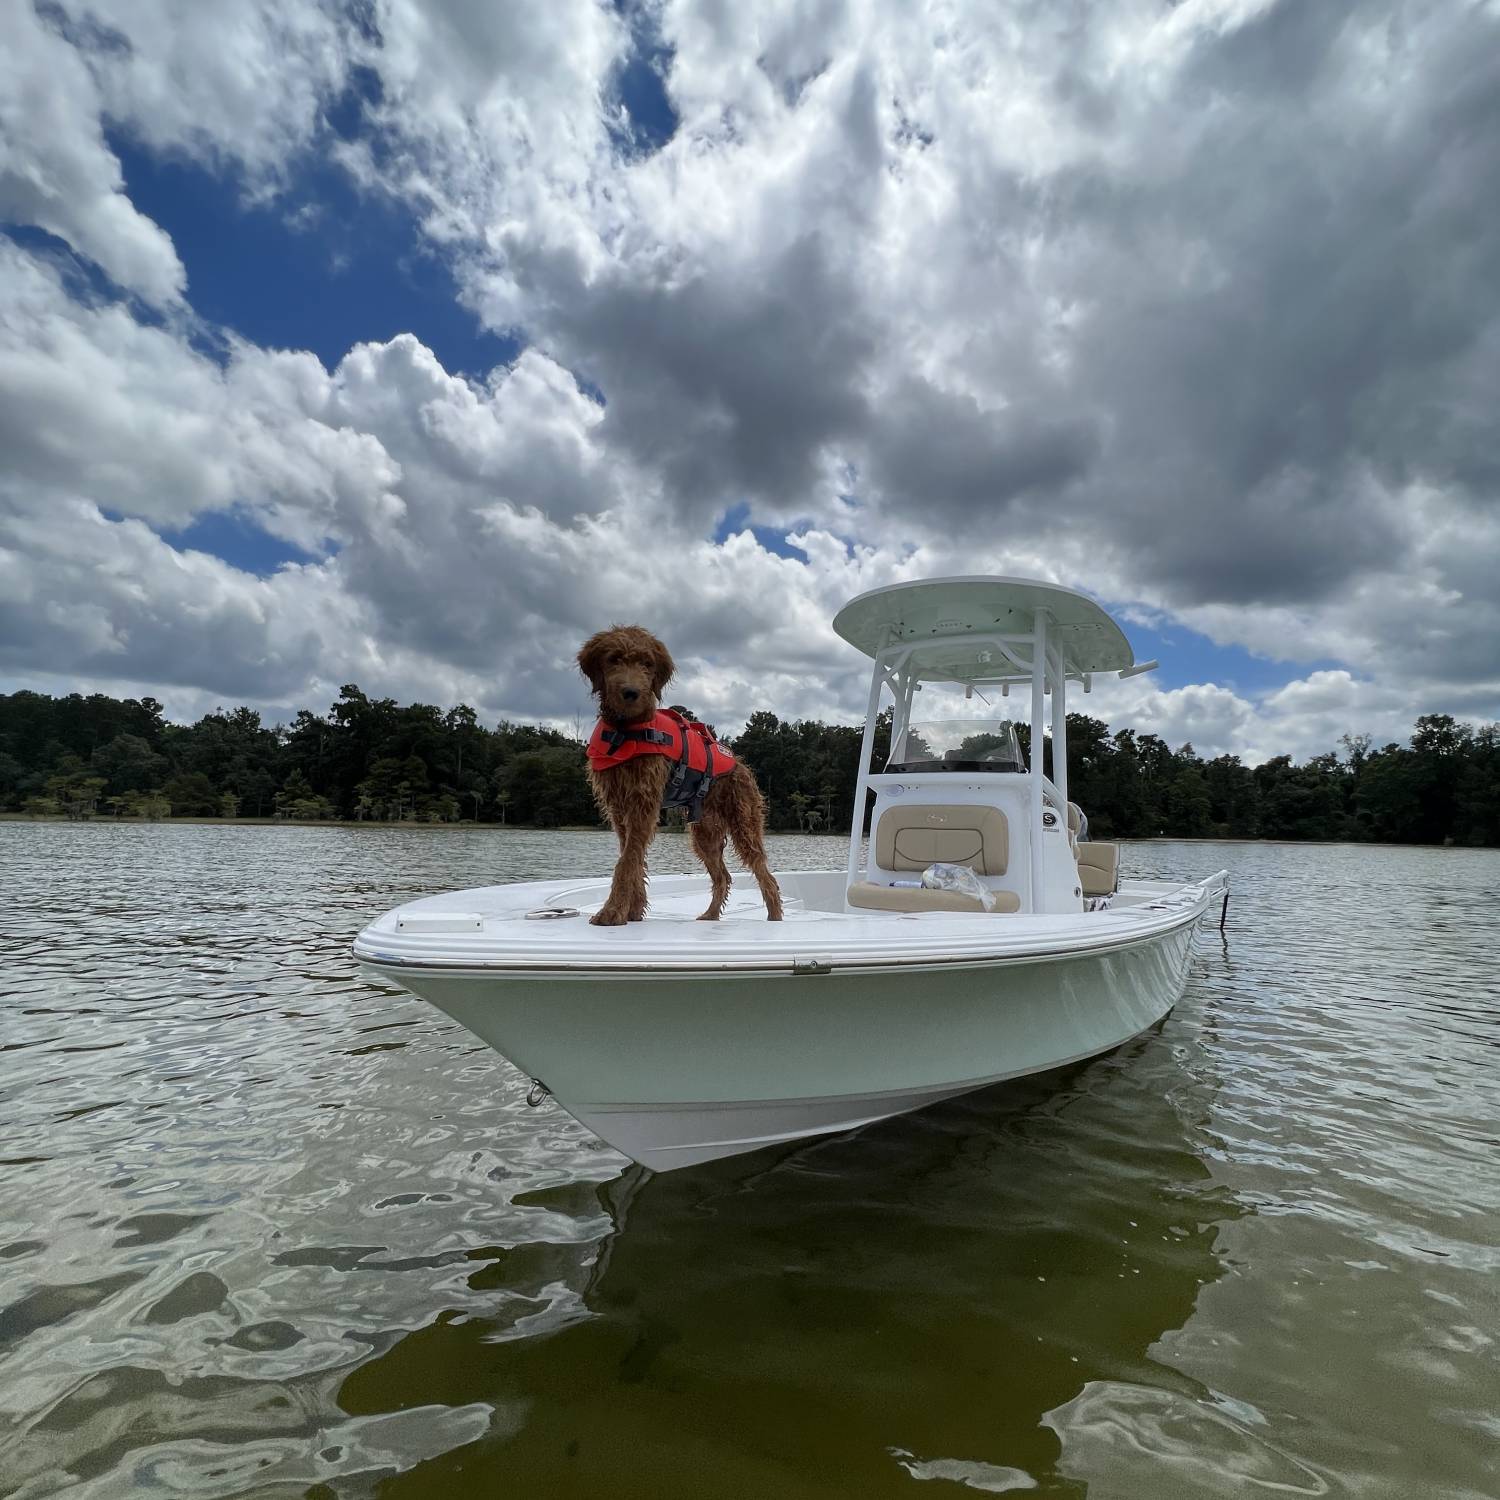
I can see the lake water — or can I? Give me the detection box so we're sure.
[1,824,1497,1498]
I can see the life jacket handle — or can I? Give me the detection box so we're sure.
[602,725,674,751]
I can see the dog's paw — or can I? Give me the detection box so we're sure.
[590,906,628,926]
[696,910,721,922]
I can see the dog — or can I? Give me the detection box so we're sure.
[578,625,784,926]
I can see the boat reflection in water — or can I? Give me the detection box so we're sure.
[337,1006,1264,1498]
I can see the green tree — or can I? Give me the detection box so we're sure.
[789,791,810,831]
[239,767,276,818]
[275,769,336,821]
[1355,746,1426,843]
[44,757,107,818]
[162,771,220,817]
[1454,725,1500,846]
[1164,752,1214,837]
[92,733,168,794]
[122,789,172,820]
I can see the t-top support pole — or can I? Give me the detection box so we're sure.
[1029,610,1049,912]
[845,635,890,893]
[1050,642,1069,814]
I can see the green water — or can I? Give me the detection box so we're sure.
[1,826,1497,1497]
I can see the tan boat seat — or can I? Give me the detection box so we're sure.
[875,804,1008,875]
[847,882,1023,914]
[1077,842,1119,897]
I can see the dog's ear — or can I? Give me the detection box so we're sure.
[648,637,675,695]
[577,631,611,695]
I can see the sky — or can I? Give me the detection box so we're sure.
[2,0,1497,766]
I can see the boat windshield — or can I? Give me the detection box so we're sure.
[885,719,1026,774]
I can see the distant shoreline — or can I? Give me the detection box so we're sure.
[1,813,1489,852]
[0,812,609,831]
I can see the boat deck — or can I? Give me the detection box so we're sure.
[354,869,1224,977]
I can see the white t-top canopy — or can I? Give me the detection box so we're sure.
[831,575,1134,680]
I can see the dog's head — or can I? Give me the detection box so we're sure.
[578,625,675,723]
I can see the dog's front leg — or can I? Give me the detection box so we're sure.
[593,844,635,925]
[593,822,653,926]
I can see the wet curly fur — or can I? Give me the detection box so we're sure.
[578,625,784,926]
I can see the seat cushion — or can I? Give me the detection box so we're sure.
[847,881,1022,914]
[1076,841,1119,896]
[874,805,1009,875]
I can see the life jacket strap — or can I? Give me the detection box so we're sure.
[603,724,674,751]
[664,714,694,813]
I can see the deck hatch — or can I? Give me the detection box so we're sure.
[395,912,485,934]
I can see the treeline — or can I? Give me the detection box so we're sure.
[0,686,595,827]
[1052,714,1498,847]
[1,687,1495,847]
[739,708,1499,846]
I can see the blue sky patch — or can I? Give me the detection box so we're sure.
[108,129,519,380]
[1119,614,1336,696]
[713,503,810,559]
[608,2,679,155]
[161,511,321,577]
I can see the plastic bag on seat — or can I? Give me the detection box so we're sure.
[920,863,996,911]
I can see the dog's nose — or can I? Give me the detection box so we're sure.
[621,687,639,702]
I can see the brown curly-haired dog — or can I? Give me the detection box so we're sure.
[578,625,784,927]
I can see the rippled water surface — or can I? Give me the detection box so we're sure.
[2,824,1498,1498]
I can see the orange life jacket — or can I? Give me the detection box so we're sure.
[586,708,736,822]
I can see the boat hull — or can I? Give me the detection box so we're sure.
[381,914,1201,1169]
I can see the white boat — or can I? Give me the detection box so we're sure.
[354,577,1226,1170]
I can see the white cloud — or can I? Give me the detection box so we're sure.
[45,0,356,186]
[0,0,1497,764]
[0,0,184,304]
[0,242,401,538]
